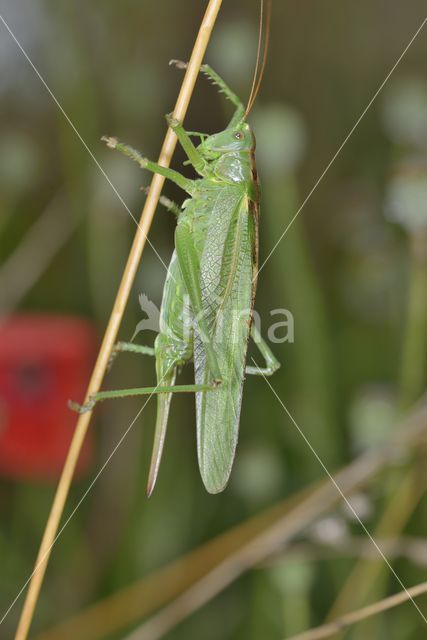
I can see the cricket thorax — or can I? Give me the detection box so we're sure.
[212,152,254,186]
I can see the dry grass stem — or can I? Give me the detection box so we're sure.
[325,466,426,624]
[285,581,427,640]
[76,399,427,640]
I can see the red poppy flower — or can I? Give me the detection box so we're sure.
[0,314,97,480]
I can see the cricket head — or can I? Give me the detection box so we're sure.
[199,122,254,157]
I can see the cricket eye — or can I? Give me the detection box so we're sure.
[234,132,243,140]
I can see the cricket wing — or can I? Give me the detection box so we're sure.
[194,194,257,493]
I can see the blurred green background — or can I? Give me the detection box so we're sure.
[1,1,427,638]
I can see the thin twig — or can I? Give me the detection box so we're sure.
[285,581,427,640]
[13,2,224,639]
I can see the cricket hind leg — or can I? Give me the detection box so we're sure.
[245,324,280,376]
[69,334,211,415]
[68,333,209,496]
[68,379,213,413]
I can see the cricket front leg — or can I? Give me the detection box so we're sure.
[197,65,245,128]
[245,324,280,376]
[170,60,245,127]
[166,114,208,175]
[102,136,196,194]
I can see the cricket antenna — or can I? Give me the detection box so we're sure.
[244,0,272,118]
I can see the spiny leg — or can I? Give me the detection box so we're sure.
[112,341,155,357]
[102,136,196,194]
[170,60,245,128]
[245,324,280,376]
[186,131,208,142]
[166,114,208,175]
[69,381,214,414]
[201,64,245,126]
[70,341,211,415]
[170,60,244,112]
[108,341,155,370]
[159,195,181,217]
[143,186,181,217]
